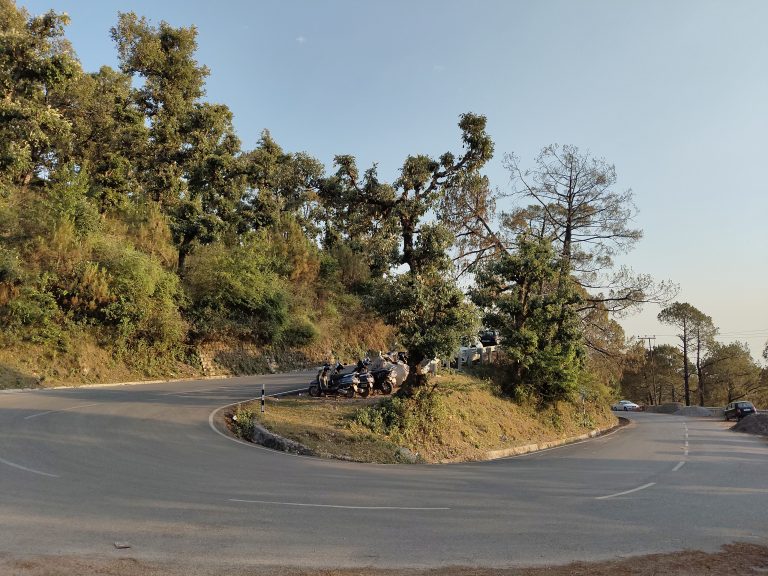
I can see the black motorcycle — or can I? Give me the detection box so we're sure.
[369,365,395,395]
[308,363,358,398]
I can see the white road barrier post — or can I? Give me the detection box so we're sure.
[261,383,265,413]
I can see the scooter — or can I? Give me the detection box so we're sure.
[351,360,376,398]
[369,365,396,395]
[308,363,359,398]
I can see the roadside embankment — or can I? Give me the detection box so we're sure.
[230,373,618,464]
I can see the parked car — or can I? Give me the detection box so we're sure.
[612,400,640,411]
[724,401,756,421]
[479,329,500,347]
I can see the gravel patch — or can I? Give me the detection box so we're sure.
[732,413,768,436]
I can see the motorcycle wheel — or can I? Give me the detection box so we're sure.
[345,387,355,399]
[359,386,371,398]
[380,381,393,395]
[308,384,321,397]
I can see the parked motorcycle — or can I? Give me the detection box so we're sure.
[308,363,358,398]
[369,364,395,395]
[354,360,375,398]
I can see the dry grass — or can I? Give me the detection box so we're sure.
[258,395,404,463]
[251,373,617,464]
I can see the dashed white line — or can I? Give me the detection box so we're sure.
[24,403,101,420]
[229,499,449,510]
[595,482,656,500]
[673,461,686,472]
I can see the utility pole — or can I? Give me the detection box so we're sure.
[637,336,657,404]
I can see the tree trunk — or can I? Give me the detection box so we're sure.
[177,244,190,276]
[696,329,705,406]
[397,365,429,398]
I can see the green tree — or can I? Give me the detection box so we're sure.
[319,114,494,387]
[376,224,479,391]
[240,130,325,239]
[471,234,584,402]
[702,341,763,405]
[0,1,78,186]
[690,311,717,406]
[658,302,709,406]
[57,65,148,214]
[111,13,245,272]
[621,343,684,405]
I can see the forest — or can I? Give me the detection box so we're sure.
[1,1,765,407]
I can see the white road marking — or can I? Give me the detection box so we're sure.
[0,456,59,477]
[229,498,449,510]
[24,403,101,420]
[672,461,686,472]
[207,388,309,447]
[595,482,656,500]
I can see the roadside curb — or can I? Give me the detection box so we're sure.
[249,421,316,456]
[233,400,630,463]
[478,416,630,461]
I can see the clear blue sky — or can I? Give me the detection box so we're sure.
[19,0,768,361]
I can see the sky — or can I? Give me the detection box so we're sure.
[19,0,768,362]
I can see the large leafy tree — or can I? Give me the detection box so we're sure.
[319,113,494,387]
[702,341,764,405]
[56,65,148,213]
[111,13,245,272]
[0,1,79,187]
[471,234,584,402]
[240,130,325,239]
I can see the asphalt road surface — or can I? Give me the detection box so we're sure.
[1,373,767,569]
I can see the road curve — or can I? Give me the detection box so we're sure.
[1,373,767,569]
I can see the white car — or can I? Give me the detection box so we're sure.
[612,399,640,411]
[454,343,483,367]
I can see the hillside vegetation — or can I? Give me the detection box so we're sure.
[0,2,394,387]
[2,1,709,419]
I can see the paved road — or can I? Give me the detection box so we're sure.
[1,373,767,568]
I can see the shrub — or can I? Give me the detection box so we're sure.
[184,242,290,343]
[354,388,448,443]
[1,284,63,343]
[280,316,318,347]
[92,238,187,357]
[231,404,256,440]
